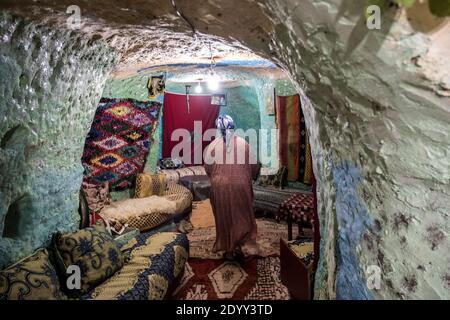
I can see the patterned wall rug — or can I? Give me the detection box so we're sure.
[81,98,161,190]
[172,257,290,300]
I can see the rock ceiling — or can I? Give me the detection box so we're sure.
[0,0,279,77]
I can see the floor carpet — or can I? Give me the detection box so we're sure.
[174,200,295,300]
[190,200,215,229]
[187,206,298,259]
[172,257,290,300]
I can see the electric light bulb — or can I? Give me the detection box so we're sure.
[195,83,203,93]
[208,78,219,91]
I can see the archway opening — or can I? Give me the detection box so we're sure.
[81,53,321,300]
[0,0,449,300]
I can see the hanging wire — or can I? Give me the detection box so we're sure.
[170,0,197,39]
[209,41,216,76]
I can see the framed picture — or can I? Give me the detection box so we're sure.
[211,94,227,106]
[147,75,165,99]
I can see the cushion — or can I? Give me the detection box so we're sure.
[82,231,189,300]
[187,166,207,175]
[0,249,67,300]
[175,167,196,178]
[114,228,141,249]
[158,169,180,183]
[159,157,184,169]
[158,166,206,184]
[135,173,167,198]
[260,167,279,175]
[101,196,178,231]
[52,224,125,296]
[162,182,193,214]
[256,166,287,189]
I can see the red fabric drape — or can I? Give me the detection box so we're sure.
[163,93,220,165]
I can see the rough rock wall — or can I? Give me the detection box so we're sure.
[0,13,117,268]
[261,0,450,299]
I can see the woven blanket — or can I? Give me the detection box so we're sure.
[81,98,161,190]
[275,95,313,184]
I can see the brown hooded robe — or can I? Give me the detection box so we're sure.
[204,135,260,253]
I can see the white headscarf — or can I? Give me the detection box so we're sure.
[216,115,235,152]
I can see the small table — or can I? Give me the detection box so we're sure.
[179,175,211,201]
[277,192,315,240]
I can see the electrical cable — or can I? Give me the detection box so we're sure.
[170,0,196,38]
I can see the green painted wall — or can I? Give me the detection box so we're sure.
[275,78,298,96]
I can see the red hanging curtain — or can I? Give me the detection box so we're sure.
[163,92,220,165]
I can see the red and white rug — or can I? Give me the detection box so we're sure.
[176,202,294,300]
[172,256,290,300]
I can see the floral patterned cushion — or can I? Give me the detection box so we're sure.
[0,249,67,300]
[81,231,189,300]
[52,224,125,296]
[256,166,287,189]
[175,167,196,178]
[157,169,180,183]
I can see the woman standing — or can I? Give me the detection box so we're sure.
[204,115,260,260]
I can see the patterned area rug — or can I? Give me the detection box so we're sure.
[81,98,161,190]
[177,201,295,300]
[172,257,290,300]
[187,218,298,259]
